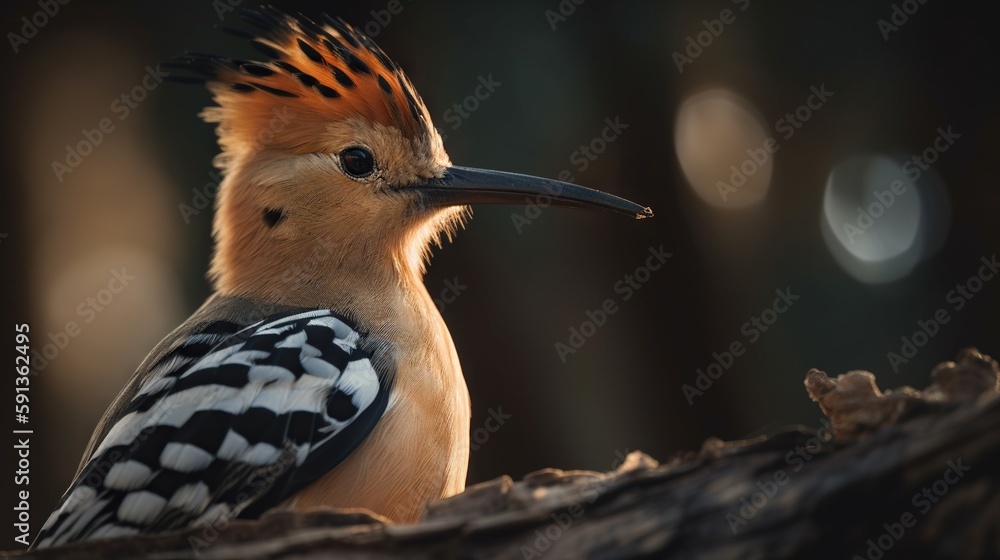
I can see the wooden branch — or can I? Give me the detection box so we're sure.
[5,349,999,560]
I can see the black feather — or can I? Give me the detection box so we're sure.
[241,63,275,77]
[250,82,297,98]
[332,67,354,88]
[315,84,339,98]
[297,38,323,63]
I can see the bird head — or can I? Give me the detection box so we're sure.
[169,9,652,305]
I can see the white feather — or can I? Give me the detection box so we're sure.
[167,482,211,512]
[241,442,282,465]
[117,491,167,525]
[87,523,139,540]
[339,359,379,408]
[247,364,297,383]
[276,330,307,348]
[160,443,214,472]
[104,461,153,491]
[216,429,250,461]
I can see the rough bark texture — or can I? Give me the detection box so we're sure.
[5,348,999,560]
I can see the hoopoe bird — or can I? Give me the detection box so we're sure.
[34,8,651,548]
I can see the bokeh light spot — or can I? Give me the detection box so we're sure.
[675,89,772,209]
[822,154,951,284]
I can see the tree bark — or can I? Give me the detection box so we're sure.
[5,348,999,560]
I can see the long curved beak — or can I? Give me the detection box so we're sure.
[410,166,653,220]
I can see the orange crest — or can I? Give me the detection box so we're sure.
[167,8,437,166]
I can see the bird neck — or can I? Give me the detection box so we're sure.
[214,233,428,323]
[210,202,467,338]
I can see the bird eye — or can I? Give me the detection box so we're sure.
[339,146,376,178]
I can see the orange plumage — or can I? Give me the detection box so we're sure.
[188,12,436,163]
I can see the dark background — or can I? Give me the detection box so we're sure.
[3,0,998,548]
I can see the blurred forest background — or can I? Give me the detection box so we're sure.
[2,0,999,546]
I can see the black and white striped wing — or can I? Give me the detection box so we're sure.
[35,309,390,548]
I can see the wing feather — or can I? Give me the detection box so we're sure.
[35,309,390,548]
